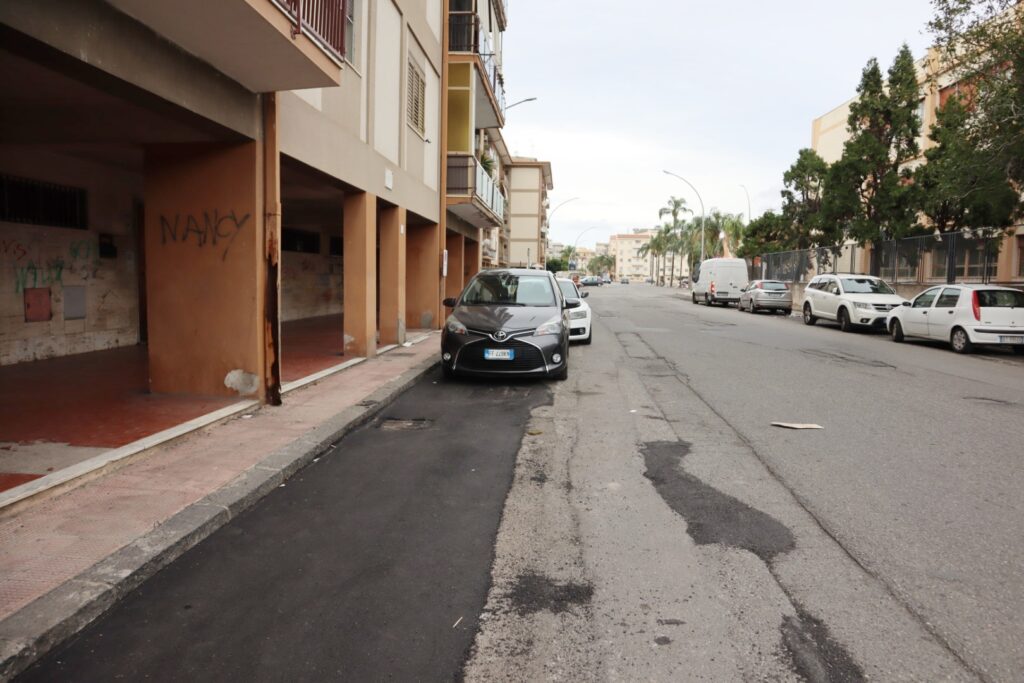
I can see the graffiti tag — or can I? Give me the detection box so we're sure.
[14,259,64,293]
[159,210,251,261]
[1,239,28,262]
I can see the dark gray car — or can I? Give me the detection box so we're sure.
[440,269,580,380]
[738,280,793,314]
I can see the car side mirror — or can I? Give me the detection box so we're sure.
[442,297,457,307]
[564,298,582,309]
[581,291,589,299]
[901,301,911,307]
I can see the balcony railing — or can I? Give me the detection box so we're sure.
[280,0,348,62]
[449,11,506,115]
[447,154,506,221]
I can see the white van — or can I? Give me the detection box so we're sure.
[691,258,749,306]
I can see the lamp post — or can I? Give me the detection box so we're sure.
[739,185,752,225]
[663,170,706,263]
[544,197,579,268]
[505,97,537,110]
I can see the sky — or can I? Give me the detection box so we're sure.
[501,0,936,249]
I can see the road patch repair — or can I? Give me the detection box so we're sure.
[641,440,864,681]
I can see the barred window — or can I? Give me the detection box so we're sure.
[407,60,426,136]
[0,174,87,229]
[344,0,356,63]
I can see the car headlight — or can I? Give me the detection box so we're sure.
[445,315,467,335]
[854,301,872,310]
[533,315,563,336]
[569,309,588,320]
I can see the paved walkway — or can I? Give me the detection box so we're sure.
[0,334,439,624]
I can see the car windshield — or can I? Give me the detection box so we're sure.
[977,290,1024,308]
[762,282,788,291]
[557,281,579,299]
[841,277,894,294]
[460,273,556,307]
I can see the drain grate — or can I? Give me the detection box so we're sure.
[377,418,433,431]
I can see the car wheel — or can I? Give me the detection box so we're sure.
[692,292,698,304]
[749,301,757,314]
[441,363,455,380]
[553,358,569,380]
[950,327,974,354]
[704,293,711,306]
[1013,346,1024,355]
[582,327,593,345]
[802,304,817,326]
[890,319,905,342]
[838,307,853,332]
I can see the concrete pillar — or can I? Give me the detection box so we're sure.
[464,238,480,281]
[445,231,465,301]
[406,221,441,330]
[344,191,377,357]
[144,142,265,398]
[379,204,406,345]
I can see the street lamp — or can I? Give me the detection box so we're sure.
[505,97,537,110]
[663,171,706,263]
[739,185,752,225]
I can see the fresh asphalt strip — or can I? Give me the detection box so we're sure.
[18,369,551,682]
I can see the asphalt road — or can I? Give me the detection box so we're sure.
[19,373,550,682]
[20,283,1024,682]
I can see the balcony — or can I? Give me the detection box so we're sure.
[447,154,506,228]
[449,11,505,128]
[105,0,345,92]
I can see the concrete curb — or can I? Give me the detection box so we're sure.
[0,355,440,681]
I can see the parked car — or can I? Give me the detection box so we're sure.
[440,269,579,380]
[620,278,630,284]
[557,278,593,344]
[580,275,602,287]
[691,257,749,306]
[738,280,792,314]
[601,275,612,285]
[886,284,1024,354]
[802,273,906,331]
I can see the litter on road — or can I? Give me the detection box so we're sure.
[771,422,823,430]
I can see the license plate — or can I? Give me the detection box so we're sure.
[716,291,729,297]
[768,292,783,297]
[1000,335,1023,344]
[484,348,514,360]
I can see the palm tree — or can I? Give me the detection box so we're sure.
[658,197,692,286]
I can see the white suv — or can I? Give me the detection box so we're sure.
[802,274,906,332]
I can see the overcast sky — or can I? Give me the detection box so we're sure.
[501,0,936,249]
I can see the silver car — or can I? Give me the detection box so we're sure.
[738,280,793,314]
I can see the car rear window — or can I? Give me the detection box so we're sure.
[976,290,1024,308]
[762,282,788,291]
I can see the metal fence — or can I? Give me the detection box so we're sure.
[756,231,1005,285]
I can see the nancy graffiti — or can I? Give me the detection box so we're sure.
[159,210,251,261]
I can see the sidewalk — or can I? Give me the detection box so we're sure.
[0,333,440,680]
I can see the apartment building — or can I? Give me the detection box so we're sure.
[811,47,1023,285]
[444,0,511,285]
[507,157,554,268]
[609,231,655,281]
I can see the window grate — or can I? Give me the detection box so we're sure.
[0,174,87,230]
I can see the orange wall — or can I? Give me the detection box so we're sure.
[406,222,440,330]
[144,143,265,397]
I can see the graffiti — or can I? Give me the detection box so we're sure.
[159,210,251,261]
[67,239,101,280]
[14,259,64,293]
[1,239,28,262]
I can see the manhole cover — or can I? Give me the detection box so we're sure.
[378,418,433,431]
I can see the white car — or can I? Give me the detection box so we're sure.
[557,278,593,344]
[886,284,1024,354]
[802,273,906,331]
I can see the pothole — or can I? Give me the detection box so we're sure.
[781,602,865,682]
[377,418,433,431]
[506,571,594,616]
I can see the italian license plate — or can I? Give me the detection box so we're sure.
[1000,335,1023,344]
[716,291,729,297]
[484,348,514,361]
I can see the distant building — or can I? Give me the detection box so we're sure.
[609,232,655,281]
[507,158,553,268]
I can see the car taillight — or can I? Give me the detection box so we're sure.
[710,281,716,294]
[783,283,790,290]
[972,290,981,321]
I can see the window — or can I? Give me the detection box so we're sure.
[344,0,356,63]
[913,288,940,308]
[407,60,426,136]
[282,228,321,254]
[0,173,87,229]
[935,288,961,308]
[1017,235,1024,278]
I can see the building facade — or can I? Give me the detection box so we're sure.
[609,231,655,281]
[507,157,553,268]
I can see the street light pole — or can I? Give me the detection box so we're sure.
[739,185,752,225]
[663,171,705,263]
[505,97,538,110]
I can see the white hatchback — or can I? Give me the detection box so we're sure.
[557,278,593,344]
[886,284,1024,354]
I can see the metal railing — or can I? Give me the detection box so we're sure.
[447,154,506,220]
[756,231,1008,285]
[449,11,506,115]
[281,0,347,62]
